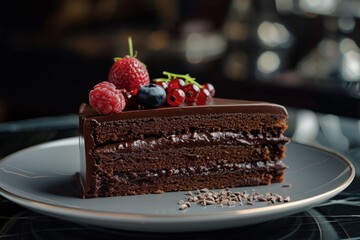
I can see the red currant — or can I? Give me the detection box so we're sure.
[202,83,215,97]
[130,87,139,96]
[167,78,186,91]
[196,88,211,105]
[167,88,186,106]
[154,81,168,90]
[182,84,200,102]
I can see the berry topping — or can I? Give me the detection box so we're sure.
[167,88,186,106]
[202,83,215,97]
[196,88,211,105]
[167,78,186,91]
[88,55,217,113]
[154,81,168,90]
[93,81,116,89]
[182,84,200,102]
[108,37,150,92]
[154,71,215,106]
[89,81,126,114]
[137,83,166,108]
[123,91,139,110]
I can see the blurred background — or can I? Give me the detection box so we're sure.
[1,0,360,121]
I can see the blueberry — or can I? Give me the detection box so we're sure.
[137,83,166,108]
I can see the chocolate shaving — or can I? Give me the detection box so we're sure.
[282,183,292,188]
[178,188,290,210]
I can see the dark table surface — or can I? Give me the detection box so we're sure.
[1,109,360,239]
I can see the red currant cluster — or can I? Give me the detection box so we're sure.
[154,71,215,107]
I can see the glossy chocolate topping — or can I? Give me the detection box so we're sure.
[79,98,288,120]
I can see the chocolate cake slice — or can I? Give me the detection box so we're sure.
[79,98,289,198]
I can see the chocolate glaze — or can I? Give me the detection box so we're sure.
[79,98,289,198]
[79,98,288,120]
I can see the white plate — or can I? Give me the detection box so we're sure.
[0,137,355,232]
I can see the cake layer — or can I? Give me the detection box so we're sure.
[90,113,287,145]
[85,161,287,197]
[93,144,287,172]
[79,98,290,198]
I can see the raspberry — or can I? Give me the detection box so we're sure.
[93,81,116,90]
[89,81,126,114]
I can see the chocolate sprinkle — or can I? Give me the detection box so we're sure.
[178,188,290,210]
[282,183,292,188]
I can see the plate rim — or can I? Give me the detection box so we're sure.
[0,137,356,221]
